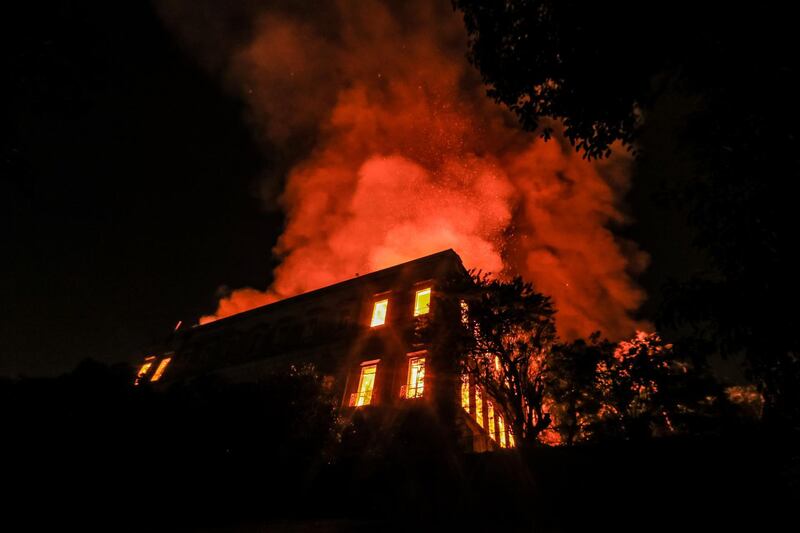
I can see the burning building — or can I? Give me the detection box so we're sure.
[135,249,511,452]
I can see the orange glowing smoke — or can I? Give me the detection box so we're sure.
[161,0,649,339]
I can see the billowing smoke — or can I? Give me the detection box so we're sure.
[159,0,649,340]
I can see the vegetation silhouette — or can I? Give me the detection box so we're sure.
[443,272,729,447]
[454,0,800,431]
[3,275,795,530]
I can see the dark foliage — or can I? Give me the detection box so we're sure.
[547,334,610,445]
[452,272,557,445]
[454,0,800,430]
[451,273,730,445]
[3,360,339,529]
[2,357,796,530]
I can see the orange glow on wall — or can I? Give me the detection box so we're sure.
[370,299,388,327]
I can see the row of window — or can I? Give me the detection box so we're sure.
[348,353,426,407]
[461,376,515,448]
[349,358,515,448]
[134,356,172,385]
[369,287,432,327]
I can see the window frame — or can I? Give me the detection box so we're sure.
[369,298,389,327]
[498,412,508,448]
[150,356,172,382]
[413,287,432,317]
[475,387,484,428]
[352,359,380,407]
[404,351,426,399]
[134,356,156,386]
[487,400,497,441]
[461,374,471,414]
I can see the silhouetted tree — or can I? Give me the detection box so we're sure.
[547,333,611,445]
[449,273,721,445]
[456,272,557,446]
[454,1,800,430]
[549,331,722,443]
[590,331,724,440]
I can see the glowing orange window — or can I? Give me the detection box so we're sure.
[461,374,471,413]
[413,288,431,316]
[498,413,507,448]
[150,357,172,382]
[475,388,484,428]
[405,356,425,399]
[488,400,496,441]
[134,357,155,386]
[352,362,378,406]
[370,299,388,327]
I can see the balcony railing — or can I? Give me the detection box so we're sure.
[400,384,423,399]
[349,391,373,407]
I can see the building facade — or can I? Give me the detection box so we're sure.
[134,249,513,452]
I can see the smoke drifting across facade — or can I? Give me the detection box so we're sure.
[159,0,649,340]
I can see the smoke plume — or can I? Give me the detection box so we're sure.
[159,0,649,339]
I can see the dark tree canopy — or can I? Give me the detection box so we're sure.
[449,273,723,446]
[457,273,558,445]
[454,1,796,158]
[454,0,800,429]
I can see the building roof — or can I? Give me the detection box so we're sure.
[140,248,468,383]
[190,248,466,333]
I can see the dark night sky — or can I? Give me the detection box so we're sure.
[1,1,707,378]
[2,1,285,376]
